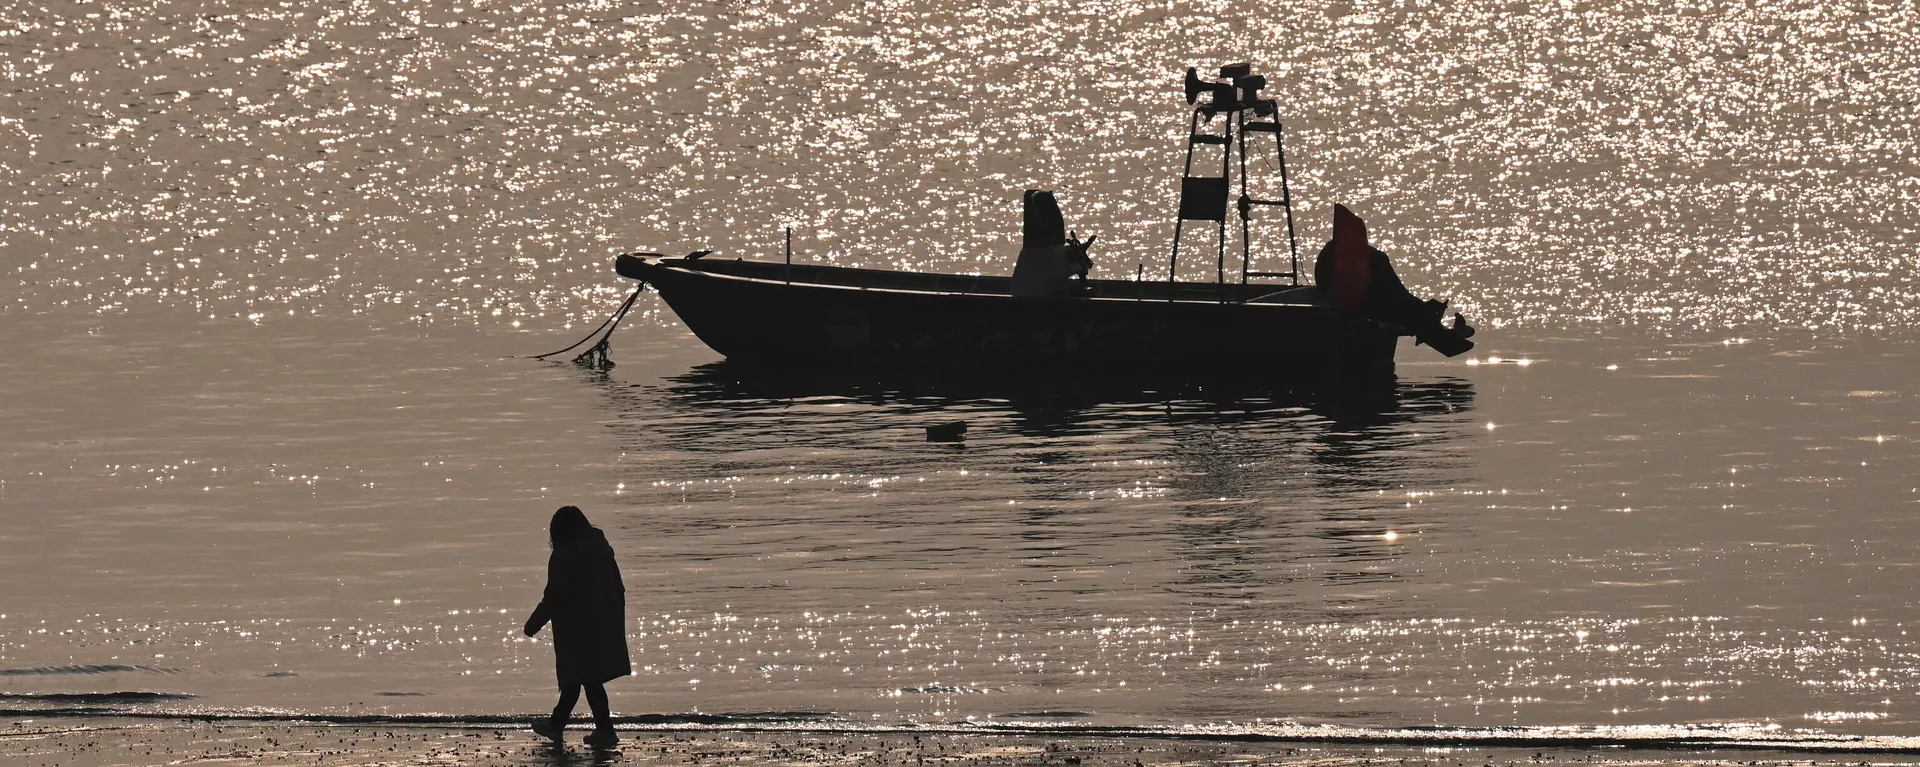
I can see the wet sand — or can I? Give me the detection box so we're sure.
[3,720,1906,767]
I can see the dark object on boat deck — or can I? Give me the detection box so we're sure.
[685,250,714,260]
[1012,190,1089,298]
[926,421,967,442]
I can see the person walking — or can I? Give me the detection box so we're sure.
[524,505,632,745]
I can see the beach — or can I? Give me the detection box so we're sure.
[9,719,1907,767]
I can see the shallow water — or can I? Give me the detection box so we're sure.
[3,317,1916,744]
[2,0,1918,750]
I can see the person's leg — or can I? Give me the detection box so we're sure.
[583,682,612,731]
[549,682,582,728]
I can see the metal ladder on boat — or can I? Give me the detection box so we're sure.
[1167,63,1302,298]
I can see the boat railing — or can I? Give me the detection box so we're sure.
[649,254,1318,305]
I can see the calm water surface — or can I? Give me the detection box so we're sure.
[2,0,1917,748]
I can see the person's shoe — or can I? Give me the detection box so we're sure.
[584,728,620,747]
[531,718,563,740]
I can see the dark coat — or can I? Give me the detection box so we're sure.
[527,528,632,686]
[1313,240,1428,327]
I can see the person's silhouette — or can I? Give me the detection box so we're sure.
[1011,190,1090,298]
[524,505,632,745]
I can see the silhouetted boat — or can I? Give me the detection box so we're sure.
[614,253,1413,375]
[604,63,1473,376]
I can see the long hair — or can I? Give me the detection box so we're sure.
[549,505,592,548]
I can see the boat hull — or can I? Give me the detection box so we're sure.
[617,255,1400,378]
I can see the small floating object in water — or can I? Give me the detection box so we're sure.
[926,421,967,442]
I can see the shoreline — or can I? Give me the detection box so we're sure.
[7,718,1920,767]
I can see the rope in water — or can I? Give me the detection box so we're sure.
[528,282,647,367]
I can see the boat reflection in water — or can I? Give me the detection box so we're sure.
[591,361,1477,613]
[638,359,1473,429]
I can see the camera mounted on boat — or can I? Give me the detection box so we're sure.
[1184,63,1277,119]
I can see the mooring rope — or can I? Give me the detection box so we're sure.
[528,281,647,367]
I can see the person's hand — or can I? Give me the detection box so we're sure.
[524,616,542,637]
